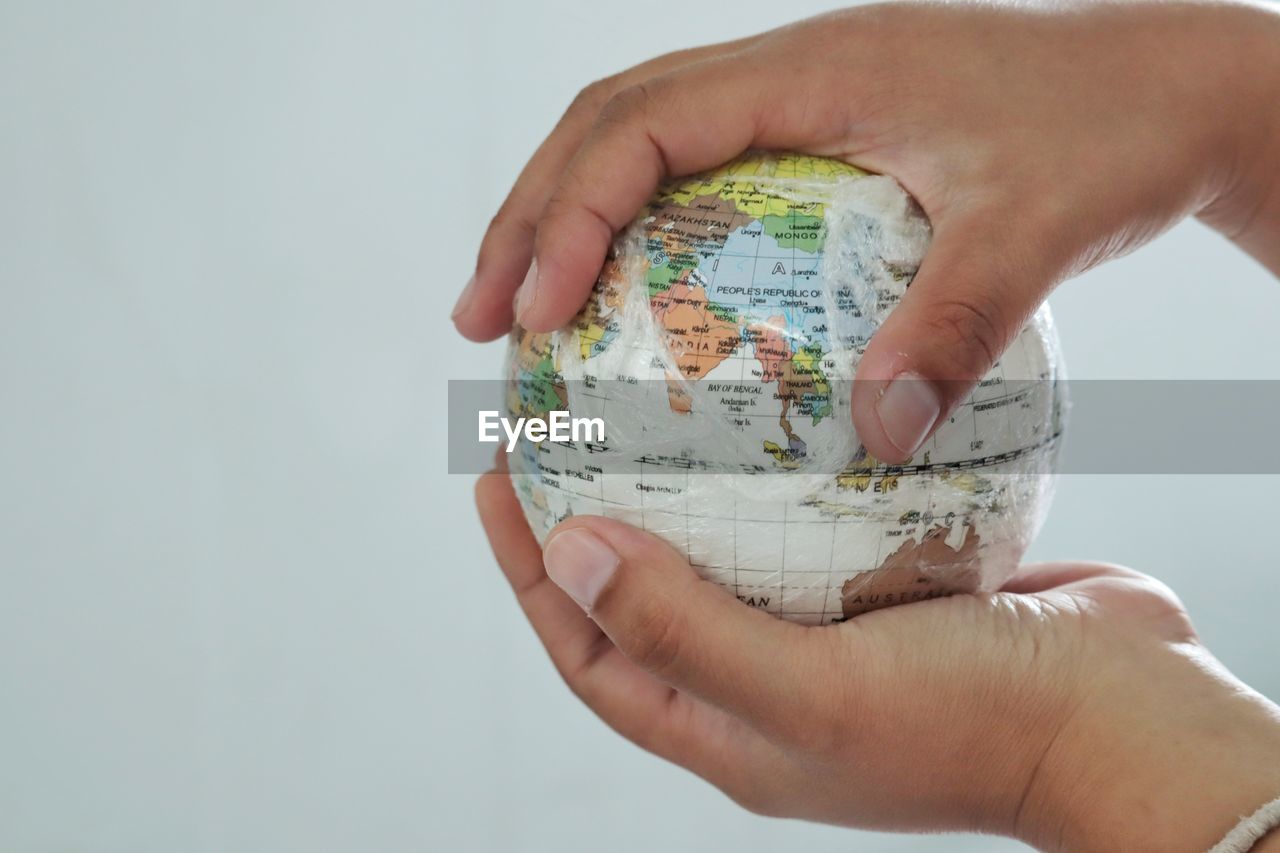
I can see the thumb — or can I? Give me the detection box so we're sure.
[541,516,829,738]
[851,215,1062,463]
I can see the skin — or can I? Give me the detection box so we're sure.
[453,0,1280,461]
[460,1,1280,848]
[478,463,1280,850]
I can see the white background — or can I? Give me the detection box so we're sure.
[1,1,1277,851]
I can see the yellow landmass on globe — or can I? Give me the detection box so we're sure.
[658,153,869,220]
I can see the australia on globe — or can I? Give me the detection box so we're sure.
[506,153,1066,625]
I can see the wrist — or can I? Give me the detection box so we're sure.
[1014,637,1280,852]
[1254,817,1280,853]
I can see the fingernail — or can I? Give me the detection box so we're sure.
[543,527,619,610]
[515,261,539,324]
[451,274,477,321]
[876,371,941,457]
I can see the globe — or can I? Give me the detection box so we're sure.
[506,153,1066,624]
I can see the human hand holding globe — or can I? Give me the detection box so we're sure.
[457,1,1280,848]
[454,1,1280,460]
[477,463,1280,849]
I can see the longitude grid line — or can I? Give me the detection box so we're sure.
[692,192,743,587]
[780,187,799,615]
[733,183,769,600]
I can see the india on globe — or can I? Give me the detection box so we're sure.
[506,153,1066,625]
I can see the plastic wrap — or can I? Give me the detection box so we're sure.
[506,153,1066,625]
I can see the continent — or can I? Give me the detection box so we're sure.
[839,523,982,618]
[652,280,744,412]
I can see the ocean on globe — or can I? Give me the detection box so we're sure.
[506,153,1066,625]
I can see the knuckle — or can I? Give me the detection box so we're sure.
[921,291,1009,376]
[533,193,567,225]
[624,597,685,676]
[485,202,535,241]
[532,190,612,250]
[1122,575,1197,639]
[529,195,574,249]
[477,204,536,270]
[568,77,616,116]
[598,81,655,128]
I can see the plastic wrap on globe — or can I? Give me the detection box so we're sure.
[506,153,1066,625]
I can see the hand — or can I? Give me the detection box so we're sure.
[476,464,1280,851]
[453,0,1280,463]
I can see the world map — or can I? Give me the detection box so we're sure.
[506,153,1066,624]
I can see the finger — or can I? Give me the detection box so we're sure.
[474,468,794,792]
[476,463,599,667]
[1003,561,1193,638]
[850,210,1067,463]
[1001,561,1145,594]
[539,514,841,745]
[453,88,603,342]
[454,39,760,342]
[516,52,843,332]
